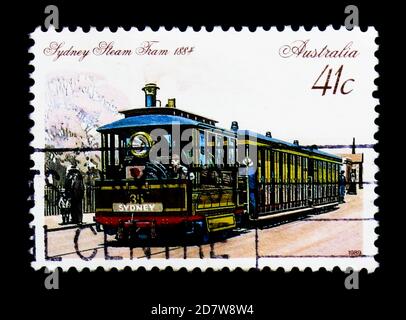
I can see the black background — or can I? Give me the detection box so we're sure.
[5,0,397,318]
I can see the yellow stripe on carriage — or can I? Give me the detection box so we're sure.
[206,213,236,232]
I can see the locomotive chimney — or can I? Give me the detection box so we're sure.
[265,131,272,138]
[166,98,176,108]
[293,140,299,146]
[142,83,160,107]
[231,121,239,132]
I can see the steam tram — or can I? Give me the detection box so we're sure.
[94,84,341,242]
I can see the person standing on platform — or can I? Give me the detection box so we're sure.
[65,165,84,224]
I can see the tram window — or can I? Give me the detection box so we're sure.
[124,136,131,160]
[192,129,199,165]
[180,133,194,165]
[257,149,262,182]
[318,161,321,183]
[228,137,236,165]
[280,153,284,183]
[326,162,329,183]
[283,153,287,183]
[276,152,280,183]
[215,134,224,165]
[163,134,171,148]
[163,134,172,163]
[335,164,337,182]
[328,163,332,183]
[320,161,323,183]
[215,135,224,165]
[304,157,308,181]
[119,135,126,164]
[266,150,271,183]
[199,131,205,165]
[263,149,268,183]
[336,164,339,182]
[101,134,106,170]
[334,164,337,182]
[110,134,115,167]
[319,161,323,183]
[206,132,216,166]
[297,156,302,183]
[280,152,284,183]
[289,154,292,182]
[273,151,279,183]
[314,160,317,182]
[172,136,179,158]
[106,134,111,166]
[115,135,119,165]
[181,148,193,165]
[335,164,339,182]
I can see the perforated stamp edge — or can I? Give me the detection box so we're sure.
[28,26,380,272]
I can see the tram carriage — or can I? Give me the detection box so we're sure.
[240,131,341,218]
[94,83,341,242]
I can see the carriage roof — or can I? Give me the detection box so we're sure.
[97,107,220,133]
[97,114,200,132]
[240,130,342,162]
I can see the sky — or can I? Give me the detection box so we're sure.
[31,27,378,180]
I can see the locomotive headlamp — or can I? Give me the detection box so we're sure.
[129,132,153,158]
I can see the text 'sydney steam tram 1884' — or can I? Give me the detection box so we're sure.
[94,84,342,242]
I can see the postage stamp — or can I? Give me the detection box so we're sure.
[30,27,378,271]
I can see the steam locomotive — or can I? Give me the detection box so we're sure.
[94,84,341,242]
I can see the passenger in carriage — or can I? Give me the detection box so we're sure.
[169,154,188,179]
